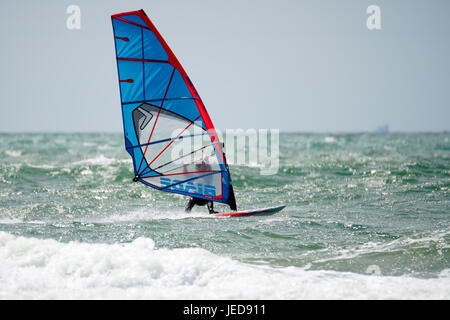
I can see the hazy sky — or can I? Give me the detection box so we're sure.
[1,0,449,132]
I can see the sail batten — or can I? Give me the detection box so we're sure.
[112,9,237,209]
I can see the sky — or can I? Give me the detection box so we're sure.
[0,0,449,133]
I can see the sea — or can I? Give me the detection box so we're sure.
[0,132,449,299]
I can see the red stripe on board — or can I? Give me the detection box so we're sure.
[119,79,134,83]
[114,36,129,42]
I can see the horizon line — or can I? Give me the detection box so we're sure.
[0,129,449,134]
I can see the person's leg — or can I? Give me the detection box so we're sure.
[185,198,195,212]
[207,200,217,214]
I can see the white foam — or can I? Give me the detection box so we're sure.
[5,150,22,157]
[0,231,448,300]
[98,208,208,223]
[72,155,130,166]
[27,164,56,170]
[0,218,23,224]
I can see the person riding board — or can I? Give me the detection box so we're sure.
[185,197,217,214]
[185,155,218,214]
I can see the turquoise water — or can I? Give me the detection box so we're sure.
[0,132,449,299]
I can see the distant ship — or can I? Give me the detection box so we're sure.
[374,124,389,133]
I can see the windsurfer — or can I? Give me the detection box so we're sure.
[185,197,217,214]
[185,155,218,214]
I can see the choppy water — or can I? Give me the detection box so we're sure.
[0,132,449,299]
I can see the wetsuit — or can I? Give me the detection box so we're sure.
[185,197,217,214]
[184,158,218,214]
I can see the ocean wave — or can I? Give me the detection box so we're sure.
[0,231,448,300]
[94,208,209,223]
[4,150,23,157]
[72,155,131,166]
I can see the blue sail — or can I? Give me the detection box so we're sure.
[111,10,236,210]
